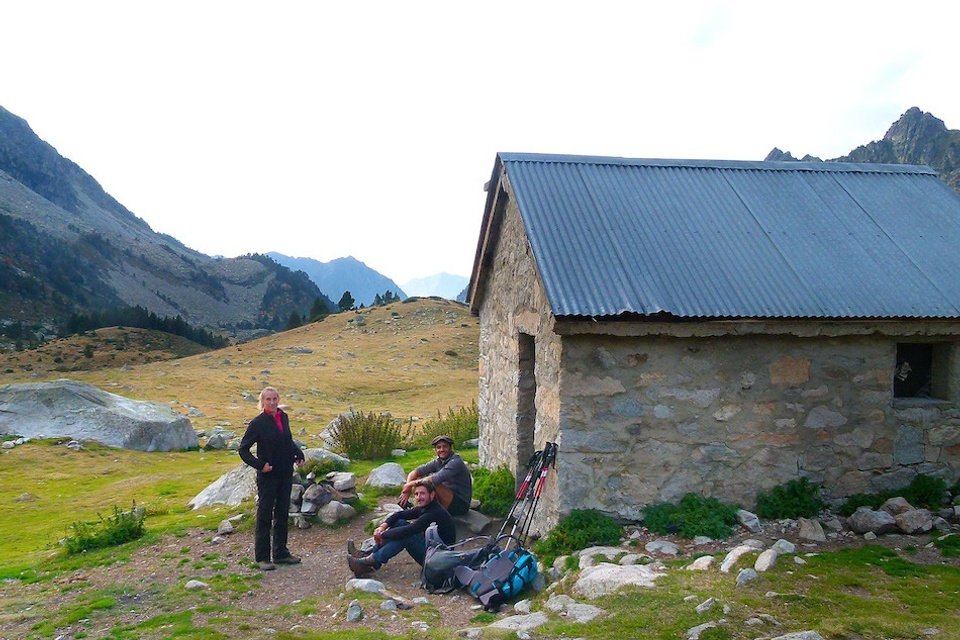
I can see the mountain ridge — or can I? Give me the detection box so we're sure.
[766,107,960,193]
[0,105,335,335]
[266,253,406,307]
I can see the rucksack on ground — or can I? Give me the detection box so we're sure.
[421,525,492,594]
[454,534,539,610]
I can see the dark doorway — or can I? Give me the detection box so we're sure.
[516,333,537,487]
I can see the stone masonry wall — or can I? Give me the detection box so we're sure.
[476,193,561,533]
[557,333,960,521]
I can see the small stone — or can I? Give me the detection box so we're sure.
[514,599,532,614]
[412,596,429,605]
[380,600,398,611]
[184,580,208,590]
[736,509,762,533]
[793,556,807,565]
[736,568,758,587]
[771,539,796,554]
[695,597,716,613]
[346,599,363,622]
[864,531,877,541]
[684,595,698,602]
[686,621,718,640]
[645,539,680,556]
[217,520,234,535]
[692,535,713,545]
[686,555,715,571]
[754,549,779,572]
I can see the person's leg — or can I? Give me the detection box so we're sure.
[371,519,410,566]
[433,484,453,510]
[447,493,470,516]
[402,531,428,565]
[254,476,278,563]
[272,473,294,560]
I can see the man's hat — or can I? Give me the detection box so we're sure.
[431,434,454,446]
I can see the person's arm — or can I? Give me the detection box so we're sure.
[285,414,304,464]
[380,505,434,542]
[238,421,268,471]
[428,455,467,487]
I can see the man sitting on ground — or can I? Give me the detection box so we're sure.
[346,480,454,577]
[398,434,473,516]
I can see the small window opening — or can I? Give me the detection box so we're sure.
[894,343,933,398]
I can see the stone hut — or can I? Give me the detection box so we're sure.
[467,153,960,530]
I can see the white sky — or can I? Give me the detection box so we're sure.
[2,1,958,284]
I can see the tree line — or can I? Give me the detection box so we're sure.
[63,306,229,348]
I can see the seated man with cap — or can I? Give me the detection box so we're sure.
[399,434,473,516]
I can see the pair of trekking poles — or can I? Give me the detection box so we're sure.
[497,441,558,546]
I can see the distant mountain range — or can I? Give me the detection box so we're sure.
[766,107,960,194]
[267,253,406,307]
[401,273,469,300]
[0,105,334,335]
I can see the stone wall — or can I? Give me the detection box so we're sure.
[475,191,562,533]
[557,332,960,521]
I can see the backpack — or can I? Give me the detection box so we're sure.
[420,525,492,594]
[454,535,539,610]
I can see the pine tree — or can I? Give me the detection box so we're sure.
[337,291,355,312]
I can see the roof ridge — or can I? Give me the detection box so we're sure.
[497,152,936,175]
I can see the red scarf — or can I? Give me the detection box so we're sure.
[270,409,284,433]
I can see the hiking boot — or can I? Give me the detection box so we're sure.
[274,554,301,565]
[347,554,380,578]
[258,561,277,571]
[346,540,371,558]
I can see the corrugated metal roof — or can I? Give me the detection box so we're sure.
[492,152,960,319]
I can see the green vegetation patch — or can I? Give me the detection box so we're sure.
[64,504,146,555]
[933,533,960,558]
[327,410,411,460]
[472,465,515,518]
[755,477,825,519]
[839,473,949,515]
[534,509,621,566]
[408,403,479,449]
[643,493,739,539]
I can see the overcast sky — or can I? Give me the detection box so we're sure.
[2,1,958,284]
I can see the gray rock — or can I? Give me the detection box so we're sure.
[462,438,480,448]
[895,509,934,534]
[573,563,665,599]
[754,549,779,572]
[318,501,356,525]
[0,380,197,451]
[327,471,356,491]
[848,507,898,534]
[346,578,385,594]
[692,535,714,545]
[290,484,304,504]
[453,509,492,535]
[566,602,604,623]
[770,632,825,640]
[736,509,762,532]
[553,555,571,573]
[720,545,755,573]
[513,599,532,614]
[695,597,716,613]
[188,464,257,509]
[545,594,576,612]
[863,531,877,541]
[380,599,398,611]
[736,568,758,587]
[365,462,407,488]
[933,517,951,533]
[880,496,915,515]
[184,579,208,590]
[1,441,15,449]
[203,433,228,450]
[686,555,715,571]
[346,599,362,622]
[302,483,334,507]
[645,539,680,556]
[302,447,351,466]
[798,518,826,542]
[579,546,630,569]
[771,539,796,554]
[487,612,548,632]
[216,520,234,535]
[457,628,482,639]
[291,514,311,529]
[686,622,718,640]
[390,448,407,457]
[742,539,766,549]
[821,516,844,532]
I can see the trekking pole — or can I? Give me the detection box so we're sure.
[498,448,544,537]
[519,442,558,544]
[509,443,552,542]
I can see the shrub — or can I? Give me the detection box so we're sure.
[409,403,479,450]
[472,466,515,517]
[902,474,947,509]
[644,493,740,539]
[839,473,949,516]
[933,534,960,558]
[327,411,410,460]
[64,504,146,554]
[534,509,621,566]
[299,457,348,479]
[755,477,825,519]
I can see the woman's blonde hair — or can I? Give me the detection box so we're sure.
[258,386,279,412]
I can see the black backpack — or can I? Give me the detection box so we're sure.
[420,525,492,594]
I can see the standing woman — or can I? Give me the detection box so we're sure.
[238,387,304,570]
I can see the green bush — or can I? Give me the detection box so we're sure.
[64,504,146,554]
[902,474,947,509]
[644,493,740,539]
[299,457,348,479]
[472,466,515,517]
[328,411,410,460]
[756,477,825,519]
[409,403,479,449]
[534,509,621,566]
[839,474,948,516]
[933,534,960,558]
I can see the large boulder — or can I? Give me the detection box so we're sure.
[365,462,407,488]
[573,563,665,599]
[189,464,257,509]
[848,507,898,534]
[0,380,197,451]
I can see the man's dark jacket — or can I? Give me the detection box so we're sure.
[238,410,304,474]
[382,499,455,545]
